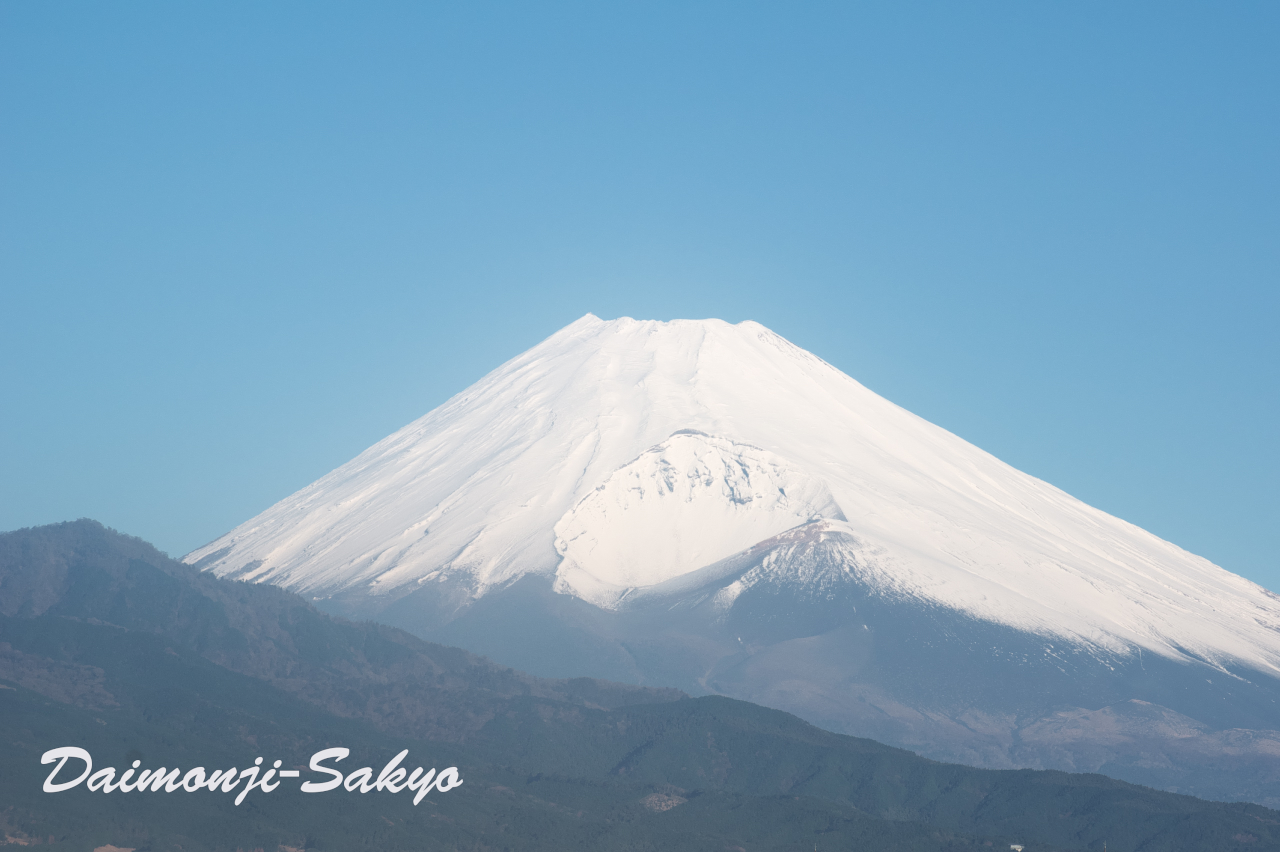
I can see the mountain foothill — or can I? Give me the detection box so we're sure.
[2,519,1279,851]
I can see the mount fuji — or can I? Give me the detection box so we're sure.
[187,315,1280,804]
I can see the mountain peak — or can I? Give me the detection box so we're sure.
[186,316,1280,679]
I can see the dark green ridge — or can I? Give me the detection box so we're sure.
[0,519,1275,851]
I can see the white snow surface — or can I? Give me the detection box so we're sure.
[552,431,846,608]
[186,314,1280,676]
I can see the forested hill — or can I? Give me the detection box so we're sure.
[2,520,1277,851]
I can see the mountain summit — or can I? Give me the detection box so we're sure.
[187,315,1280,803]
[188,315,1279,674]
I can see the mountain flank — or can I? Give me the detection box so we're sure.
[183,315,1280,802]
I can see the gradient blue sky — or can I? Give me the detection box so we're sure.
[2,3,1277,590]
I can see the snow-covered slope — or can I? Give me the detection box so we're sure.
[553,431,846,608]
[186,314,1280,680]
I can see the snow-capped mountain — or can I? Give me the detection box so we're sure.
[187,315,1280,804]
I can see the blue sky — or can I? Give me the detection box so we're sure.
[2,3,1277,590]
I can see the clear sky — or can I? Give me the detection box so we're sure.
[2,3,1277,590]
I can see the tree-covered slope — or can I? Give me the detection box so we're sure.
[1,520,1276,851]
